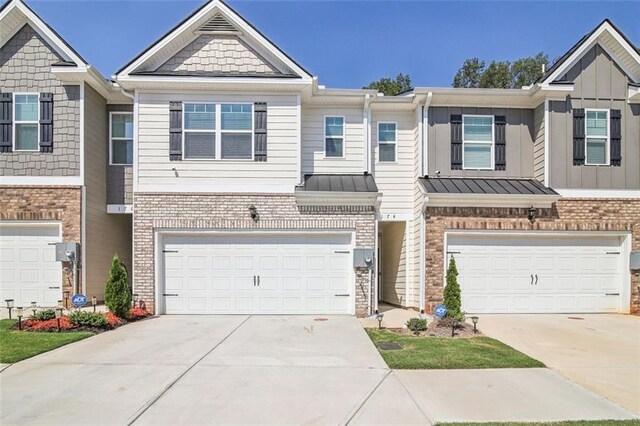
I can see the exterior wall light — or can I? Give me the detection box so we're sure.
[248,205,259,222]
[471,316,479,333]
[55,307,63,332]
[16,307,23,330]
[57,299,63,308]
[92,296,97,312]
[452,319,459,337]
[5,299,14,320]
[31,301,37,317]
[528,206,537,222]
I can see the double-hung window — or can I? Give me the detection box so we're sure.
[14,94,39,151]
[325,116,344,158]
[378,122,396,162]
[585,109,609,165]
[183,103,253,160]
[463,115,493,170]
[110,113,133,165]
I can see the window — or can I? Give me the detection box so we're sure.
[110,113,133,165]
[463,115,493,170]
[585,109,609,165]
[378,122,396,162]
[183,103,253,160]
[325,116,344,157]
[14,94,39,151]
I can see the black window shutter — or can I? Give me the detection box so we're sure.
[610,109,621,167]
[0,93,12,153]
[169,101,182,161]
[450,114,462,170]
[254,102,267,162]
[39,93,54,153]
[572,108,585,165]
[494,115,506,171]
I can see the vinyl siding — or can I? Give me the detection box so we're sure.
[548,44,640,190]
[409,110,422,309]
[533,103,545,183]
[84,84,132,300]
[137,92,299,190]
[372,111,415,214]
[301,106,364,174]
[380,221,406,306]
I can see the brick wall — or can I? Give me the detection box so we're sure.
[0,186,83,295]
[424,198,640,314]
[0,25,80,176]
[133,193,376,316]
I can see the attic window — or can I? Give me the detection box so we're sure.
[196,14,240,34]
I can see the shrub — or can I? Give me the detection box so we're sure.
[31,309,56,321]
[24,317,74,332]
[129,307,149,321]
[406,318,427,335]
[104,254,131,318]
[444,256,463,320]
[68,311,109,329]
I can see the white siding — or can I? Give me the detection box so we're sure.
[137,92,300,191]
[301,106,364,174]
[410,107,423,309]
[372,111,415,215]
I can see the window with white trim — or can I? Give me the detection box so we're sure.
[463,115,493,170]
[183,103,253,160]
[14,94,39,151]
[325,116,344,157]
[378,122,396,162]
[585,109,609,165]
[110,113,133,165]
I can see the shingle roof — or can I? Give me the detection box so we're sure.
[419,177,558,196]
[297,174,379,193]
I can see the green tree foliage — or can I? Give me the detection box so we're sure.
[452,52,550,88]
[443,256,462,319]
[364,73,413,96]
[104,254,131,318]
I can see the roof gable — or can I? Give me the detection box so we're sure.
[539,19,640,85]
[116,0,312,81]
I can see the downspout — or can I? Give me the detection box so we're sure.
[363,94,372,173]
[422,91,433,177]
[419,192,428,316]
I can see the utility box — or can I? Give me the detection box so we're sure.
[55,242,80,262]
[353,248,375,269]
[631,252,640,270]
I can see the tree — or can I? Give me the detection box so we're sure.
[104,254,131,318]
[443,256,462,320]
[452,58,484,88]
[452,52,549,88]
[364,73,412,96]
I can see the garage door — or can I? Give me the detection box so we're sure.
[447,234,624,313]
[0,223,62,307]
[162,233,353,314]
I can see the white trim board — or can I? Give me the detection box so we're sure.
[136,183,295,194]
[0,176,83,185]
[556,189,640,199]
[425,193,561,208]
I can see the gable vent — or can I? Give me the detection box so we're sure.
[196,14,240,34]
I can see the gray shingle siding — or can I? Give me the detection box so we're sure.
[0,24,80,176]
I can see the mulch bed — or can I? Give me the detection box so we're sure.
[388,318,481,338]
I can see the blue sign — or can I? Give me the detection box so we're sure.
[71,293,87,308]
[434,304,448,318]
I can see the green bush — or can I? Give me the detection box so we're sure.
[32,309,56,321]
[68,311,109,329]
[104,254,131,318]
[406,318,427,335]
[444,256,464,320]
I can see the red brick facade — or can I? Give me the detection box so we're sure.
[424,198,640,314]
[0,186,83,296]
[133,193,376,316]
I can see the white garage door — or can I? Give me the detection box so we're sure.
[162,233,353,314]
[447,234,624,313]
[0,223,62,307]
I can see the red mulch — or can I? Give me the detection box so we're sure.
[23,317,75,332]
[18,308,151,333]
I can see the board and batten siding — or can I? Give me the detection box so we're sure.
[548,44,640,190]
[533,103,545,183]
[83,84,132,301]
[372,111,415,214]
[137,92,300,191]
[301,106,364,175]
[427,106,535,178]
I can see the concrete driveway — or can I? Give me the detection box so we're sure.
[479,314,640,415]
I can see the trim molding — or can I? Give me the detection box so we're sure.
[295,191,381,207]
[425,193,561,208]
[137,183,295,194]
[556,189,640,199]
[0,176,83,185]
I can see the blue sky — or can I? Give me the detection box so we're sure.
[26,0,640,88]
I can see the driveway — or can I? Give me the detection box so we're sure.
[1,315,635,425]
[479,314,640,415]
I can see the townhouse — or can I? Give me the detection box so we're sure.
[1,0,638,316]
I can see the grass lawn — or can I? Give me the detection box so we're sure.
[366,329,544,369]
[437,421,640,426]
[0,319,94,364]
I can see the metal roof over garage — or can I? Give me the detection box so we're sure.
[419,177,558,196]
[297,174,379,193]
